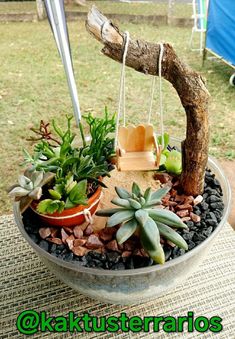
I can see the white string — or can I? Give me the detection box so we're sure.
[115,31,130,149]
[83,209,93,224]
[158,43,165,150]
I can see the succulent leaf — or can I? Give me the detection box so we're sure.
[135,209,148,226]
[18,175,31,188]
[116,219,138,244]
[28,187,42,200]
[143,187,152,203]
[148,209,187,229]
[96,208,126,217]
[144,199,161,207]
[107,210,135,227]
[139,197,146,206]
[8,187,29,198]
[111,197,131,208]
[157,222,188,250]
[128,198,142,210]
[140,217,165,264]
[132,182,141,197]
[49,189,62,200]
[32,171,44,187]
[151,186,171,201]
[115,187,131,199]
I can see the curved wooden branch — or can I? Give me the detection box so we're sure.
[86,6,210,196]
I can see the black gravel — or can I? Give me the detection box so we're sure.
[22,169,224,270]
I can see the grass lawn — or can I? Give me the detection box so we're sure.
[0,19,234,215]
[0,0,192,17]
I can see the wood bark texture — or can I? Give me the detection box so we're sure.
[86,6,210,196]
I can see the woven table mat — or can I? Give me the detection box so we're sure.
[0,214,235,338]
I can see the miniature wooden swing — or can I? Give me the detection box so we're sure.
[115,32,165,172]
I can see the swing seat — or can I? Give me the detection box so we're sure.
[116,124,160,171]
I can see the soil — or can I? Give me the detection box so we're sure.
[23,169,224,270]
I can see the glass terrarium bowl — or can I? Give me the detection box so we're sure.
[14,148,231,305]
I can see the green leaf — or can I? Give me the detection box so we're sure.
[144,199,161,208]
[107,210,135,227]
[132,182,141,197]
[96,208,126,217]
[111,197,131,208]
[148,209,187,229]
[140,216,165,264]
[37,199,53,214]
[157,132,169,150]
[46,201,59,214]
[135,209,148,226]
[157,222,188,250]
[115,187,131,199]
[143,187,152,203]
[116,219,138,244]
[128,198,142,210]
[49,189,61,200]
[164,150,182,175]
[69,179,87,205]
[151,186,171,201]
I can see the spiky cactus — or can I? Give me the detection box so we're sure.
[96,182,188,264]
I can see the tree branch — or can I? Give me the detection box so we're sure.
[86,6,210,196]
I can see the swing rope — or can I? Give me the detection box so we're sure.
[115,32,165,151]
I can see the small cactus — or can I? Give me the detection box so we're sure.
[96,182,188,264]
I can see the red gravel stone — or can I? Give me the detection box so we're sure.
[123,240,136,251]
[190,212,201,223]
[72,246,87,257]
[50,228,59,238]
[74,239,87,247]
[84,225,94,236]
[184,196,194,205]
[63,226,74,234]
[86,234,103,249]
[66,235,75,250]
[122,251,132,257]
[175,204,193,211]
[154,173,172,184]
[181,217,191,222]
[175,195,186,203]
[106,239,119,252]
[176,209,189,218]
[39,227,51,239]
[73,226,83,239]
[47,237,63,245]
[61,228,69,244]
[99,229,114,242]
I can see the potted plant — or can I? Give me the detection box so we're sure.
[9,110,116,227]
[10,8,232,305]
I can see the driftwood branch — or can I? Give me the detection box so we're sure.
[86,6,210,196]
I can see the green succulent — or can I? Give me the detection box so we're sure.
[96,182,188,264]
[8,170,55,213]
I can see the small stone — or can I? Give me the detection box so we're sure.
[74,238,87,247]
[175,204,193,211]
[72,246,87,257]
[39,227,51,239]
[163,245,172,261]
[84,225,94,236]
[61,228,69,244]
[63,226,74,234]
[122,251,132,257]
[154,173,172,183]
[106,239,119,252]
[47,237,63,245]
[29,233,39,243]
[111,263,126,270]
[66,235,75,250]
[182,231,195,241]
[188,240,196,250]
[133,256,153,268]
[63,252,74,261]
[106,252,120,264]
[181,217,191,222]
[73,226,83,239]
[186,221,194,228]
[123,239,136,251]
[207,195,221,204]
[193,195,203,206]
[184,196,194,205]
[176,210,189,218]
[200,202,209,211]
[86,234,103,249]
[209,212,217,222]
[190,212,201,223]
[99,228,114,242]
[206,219,218,227]
[175,195,185,203]
[210,202,224,211]
[50,228,59,238]
[38,240,49,252]
[168,201,178,207]
[203,226,213,237]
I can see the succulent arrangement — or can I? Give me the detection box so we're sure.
[96,182,188,264]
[9,110,115,215]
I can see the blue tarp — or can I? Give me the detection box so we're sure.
[206,0,235,67]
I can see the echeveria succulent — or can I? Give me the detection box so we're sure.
[8,170,55,213]
[96,182,188,264]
